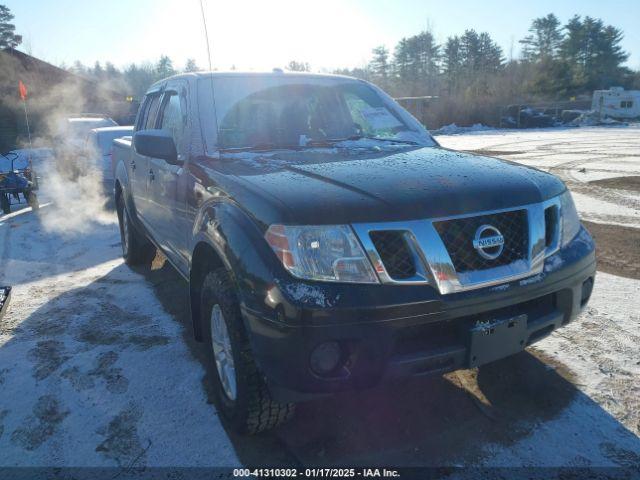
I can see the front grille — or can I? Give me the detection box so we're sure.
[369,231,416,280]
[434,210,528,273]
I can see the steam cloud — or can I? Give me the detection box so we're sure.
[14,77,124,235]
[38,160,115,236]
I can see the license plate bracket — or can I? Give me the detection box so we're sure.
[468,313,527,368]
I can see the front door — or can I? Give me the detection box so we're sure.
[146,81,190,273]
[130,91,162,225]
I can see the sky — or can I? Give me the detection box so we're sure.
[6,0,640,72]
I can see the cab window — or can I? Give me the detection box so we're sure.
[144,95,162,129]
[159,91,187,156]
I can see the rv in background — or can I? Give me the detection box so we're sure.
[592,87,640,119]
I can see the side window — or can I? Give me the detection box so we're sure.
[136,95,152,131]
[144,94,162,129]
[159,91,187,156]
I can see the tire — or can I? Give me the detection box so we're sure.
[201,267,295,434]
[116,194,155,265]
[27,191,39,210]
[1,194,9,214]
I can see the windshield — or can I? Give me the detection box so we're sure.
[204,76,434,150]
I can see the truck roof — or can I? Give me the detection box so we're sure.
[148,70,359,92]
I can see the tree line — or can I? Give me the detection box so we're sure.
[62,55,199,99]
[330,13,638,126]
[59,13,640,126]
[338,13,638,99]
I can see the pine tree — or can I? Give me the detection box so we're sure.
[0,4,21,49]
[459,30,481,72]
[105,62,118,78]
[393,38,411,84]
[287,60,310,72]
[70,60,87,75]
[156,55,176,79]
[369,46,390,82]
[93,61,104,79]
[478,32,503,73]
[559,15,629,92]
[184,58,199,72]
[123,62,158,98]
[442,36,462,92]
[413,31,440,91]
[520,14,562,61]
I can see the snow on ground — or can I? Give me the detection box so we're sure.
[431,123,495,135]
[0,205,238,467]
[473,271,640,467]
[570,191,640,227]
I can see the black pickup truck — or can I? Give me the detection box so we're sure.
[112,72,596,434]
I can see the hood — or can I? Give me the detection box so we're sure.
[217,146,565,225]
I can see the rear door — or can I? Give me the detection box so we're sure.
[146,80,190,271]
[130,90,162,224]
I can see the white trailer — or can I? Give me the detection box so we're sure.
[592,87,640,119]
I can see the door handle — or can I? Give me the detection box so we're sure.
[148,169,155,181]
[130,159,136,171]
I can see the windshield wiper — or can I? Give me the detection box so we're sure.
[344,135,420,145]
[220,143,303,152]
[220,135,421,152]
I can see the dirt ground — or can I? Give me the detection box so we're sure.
[590,175,640,193]
[582,221,640,280]
[0,126,639,472]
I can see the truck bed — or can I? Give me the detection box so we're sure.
[111,136,132,181]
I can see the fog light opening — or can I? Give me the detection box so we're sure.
[581,277,594,307]
[309,341,343,376]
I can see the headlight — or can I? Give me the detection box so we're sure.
[265,224,379,283]
[560,190,581,247]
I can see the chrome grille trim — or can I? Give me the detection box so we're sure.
[352,198,563,295]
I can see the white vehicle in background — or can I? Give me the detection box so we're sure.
[83,126,134,192]
[54,114,118,154]
[62,114,119,151]
[53,114,119,180]
[592,87,640,119]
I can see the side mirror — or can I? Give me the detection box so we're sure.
[133,130,179,164]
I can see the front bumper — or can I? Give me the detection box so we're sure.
[243,227,596,402]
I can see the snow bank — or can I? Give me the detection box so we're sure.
[431,123,495,136]
[569,111,627,127]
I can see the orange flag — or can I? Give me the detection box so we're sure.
[18,80,27,100]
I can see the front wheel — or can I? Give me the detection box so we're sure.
[201,267,294,434]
